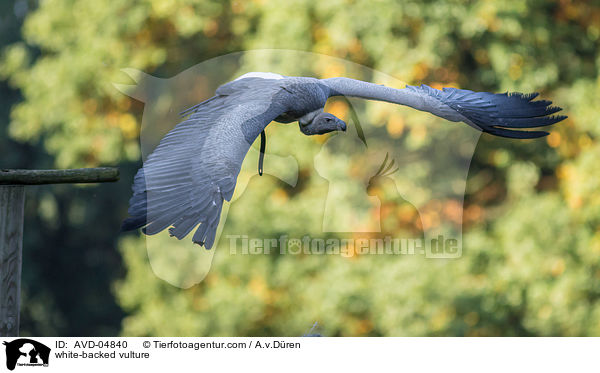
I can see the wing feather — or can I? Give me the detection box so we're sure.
[322,77,566,138]
[122,77,288,249]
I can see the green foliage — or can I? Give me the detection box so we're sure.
[2,0,600,336]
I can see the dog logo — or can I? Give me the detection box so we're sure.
[3,339,50,370]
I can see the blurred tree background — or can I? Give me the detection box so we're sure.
[1,0,599,336]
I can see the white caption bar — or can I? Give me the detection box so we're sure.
[0,337,598,372]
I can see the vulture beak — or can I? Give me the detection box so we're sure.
[337,118,347,132]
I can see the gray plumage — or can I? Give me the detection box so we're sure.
[122,72,566,249]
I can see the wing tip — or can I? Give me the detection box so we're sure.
[193,240,213,250]
[484,126,551,139]
[121,216,147,232]
[507,91,540,101]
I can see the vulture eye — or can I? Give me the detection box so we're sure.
[325,118,332,122]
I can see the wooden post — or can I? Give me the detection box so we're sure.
[0,186,24,337]
[0,167,119,336]
[0,167,119,185]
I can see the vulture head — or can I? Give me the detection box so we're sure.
[299,112,347,136]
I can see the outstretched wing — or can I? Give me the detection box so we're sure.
[322,77,566,138]
[122,77,289,249]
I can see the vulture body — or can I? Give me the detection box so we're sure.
[122,72,566,249]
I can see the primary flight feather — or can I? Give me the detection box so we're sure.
[122,72,566,249]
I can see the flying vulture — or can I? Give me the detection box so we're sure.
[122,72,566,249]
